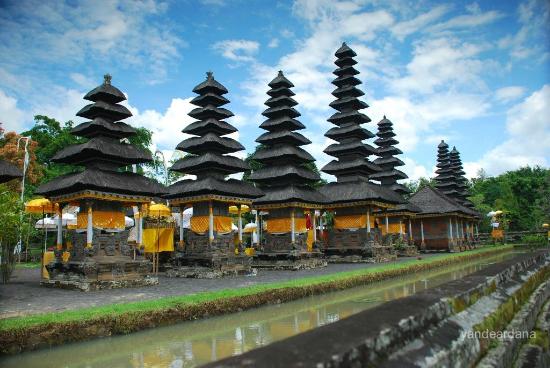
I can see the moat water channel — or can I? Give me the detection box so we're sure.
[1,250,520,368]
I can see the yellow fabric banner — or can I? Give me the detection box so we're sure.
[266,218,307,233]
[334,214,368,229]
[381,223,405,235]
[491,229,504,239]
[77,211,125,229]
[42,251,70,279]
[142,228,175,253]
[307,228,314,251]
[190,216,232,234]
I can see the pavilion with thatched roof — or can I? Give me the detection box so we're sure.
[36,74,164,290]
[165,72,263,277]
[319,43,403,262]
[0,159,22,184]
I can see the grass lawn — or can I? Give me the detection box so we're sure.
[0,244,514,334]
[14,262,41,269]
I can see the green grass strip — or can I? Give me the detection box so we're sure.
[0,244,513,333]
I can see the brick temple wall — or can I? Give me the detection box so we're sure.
[411,216,452,251]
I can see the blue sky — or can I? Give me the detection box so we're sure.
[0,0,549,182]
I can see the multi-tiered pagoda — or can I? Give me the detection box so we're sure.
[449,146,479,244]
[371,116,419,254]
[249,71,326,269]
[36,74,164,290]
[166,72,262,277]
[0,160,21,184]
[434,140,458,198]
[319,43,402,262]
[409,141,479,252]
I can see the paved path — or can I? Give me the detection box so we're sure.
[0,255,436,319]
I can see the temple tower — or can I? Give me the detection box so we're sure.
[249,71,326,269]
[166,72,262,277]
[36,74,164,290]
[371,116,419,253]
[319,43,402,262]
[434,140,458,197]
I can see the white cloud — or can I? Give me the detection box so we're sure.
[428,9,503,33]
[498,0,550,61]
[0,0,183,84]
[212,40,260,62]
[466,85,550,176]
[69,73,96,89]
[392,5,450,40]
[0,89,27,132]
[494,86,526,103]
[268,38,280,48]
[401,157,430,181]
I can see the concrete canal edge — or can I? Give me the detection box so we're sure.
[206,249,550,368]
[0,245,525,356]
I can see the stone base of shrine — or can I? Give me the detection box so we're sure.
[166,253,254,278]
[326,245,396,263]
[395,245,420,257]
[42,258,158,291]
[252,250,327,270]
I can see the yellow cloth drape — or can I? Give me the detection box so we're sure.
[381,223,405,235]
[190,216,232,233]
[266,218,307,233]
[334,214,369,229]
[491,229,504,239]
[77,211,125,229]
[307,228,314,251]
[142,228,175,253]
[42,251,70,279]
[148,203,171,217]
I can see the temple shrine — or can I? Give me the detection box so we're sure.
[248,71,326,269]
[36,74,164,290]
[165,72,262,277]
[371,116,420,256]
[319,43,402,262]
[409,141,480,251]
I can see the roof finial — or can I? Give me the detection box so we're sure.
[342,41,347,46]
[383,114,386,119]
[206,71,213,80]
[103,73,112,85]
[277,70,283,76]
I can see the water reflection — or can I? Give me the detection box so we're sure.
[1,251,518,368]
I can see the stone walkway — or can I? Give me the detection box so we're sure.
[0,255,435,319]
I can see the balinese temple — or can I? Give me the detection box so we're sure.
[248,71,326,269]
[0,159,22,184]
[370,116,420,253]
[165,72,263,277]
[319,43,402,262]
[449,146,480,243]
[409,140,479,251]
[36,74,164,290]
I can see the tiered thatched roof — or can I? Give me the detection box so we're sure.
[371,116,409,195]
[36,75,165,200]
[166,72,262,202]
[0,159,22,184]
[409,186,478,217]
[320,43,402,206]
[249,71,325,206]
[449,147,476,209]
[434,140,458,198]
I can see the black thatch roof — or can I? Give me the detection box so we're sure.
[168,72,257,201]
[70,118,136,139]
[256,130,311,146]
[182,118,237,136]
[249,164,319,183]
[166,177,262,200]
[170,152,248,175]
[321,42,380,183]
[319,178,404,205]
[36,75,162,199]
[370,116,409,196]
[449,146,475,209]
[36,168,165,198]
[83,75,126,104]
[409,186,479,217]
[176,132,244,154]
[375,201,422,215]
[253,185,327,206]
[434,140,458,197]
[0,159,22,184]
[253,145,314,164]
[52,137,152,166]
[249,71,321,201]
